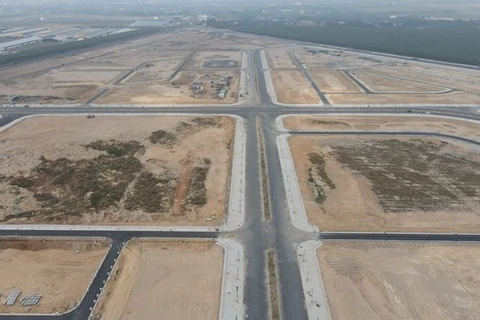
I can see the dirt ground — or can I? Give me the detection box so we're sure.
[292,47,480,105]
[0,28,282,105]
[318,241,480,320]
[92,240,223,320]
[0,238,108,314]
[0,116,235,225]
[189,50,243,70]
[266,49,296,69]
[98,70,240,105]
[350,72,448,93]
[271,70,320,104]
[310,71,363,93]
[283,115,480,140]
[327,91,480,105]
[289,135,480,232]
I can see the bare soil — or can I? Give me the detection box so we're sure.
[0,29,277,105]
[350,71,448,93]
[283,115,480,140]
[0,238,108,314]
[328,91,480,105]
[266,50,296,69]
[189,51,243,70]
[318,241,480,320]
[98,70,240,105]
[289,135,480,232]
[91,240,223,320]
[292,47,480,105]
[310,71,363,93]
[271,70,320,104]
[0,116,235,225]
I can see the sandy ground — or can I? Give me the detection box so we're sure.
[271,70,320,104]
[98,70,240,105]
[0,238,108,314]
[124,59,183,83]
[0,116,234,225]
[328,91,480,105]
[289,135,480,232]
[92,240,223,320]
[318,241,480,320]
[189,50,243,70]
[266,50,296,69]
[310,71,363,93]
[0,28,281,105]
[292,47,480,105]
[350,71,448,93]
[283,115,480,140]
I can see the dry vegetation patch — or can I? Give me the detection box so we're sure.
[0,116,234,225]
[290,135,480,232]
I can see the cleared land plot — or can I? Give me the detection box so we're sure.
[124,59,183,83]
[0,238,108,314]
[327,91,480,105]
[271,70,320,104]
[318,241,480,320]
[189,50,242,70]
[266,50,296,69]
[92,240,223,320]
[365,64,480,95]
[98,70,240,104]
[289,135,480,232]
[310,71,363,93]
[0,116,234,225]
[350,72,448,93]
[296,51,378,70]
[283,115,480,140]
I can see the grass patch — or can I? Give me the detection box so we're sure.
[268,251,280,320]
[192,117,218,126]
[86,140,144,157]
[124,171,175,213]
[308,153,336,205]
[309,119,349,127]
[149,130,176,145]
[4,140,174,222]
[186,158,211,206]
[332,139,480,212]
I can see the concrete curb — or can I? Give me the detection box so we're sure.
[222,115,246,231]
[217,238,245,320]
[297,240,331,320]
[276,134,318,233]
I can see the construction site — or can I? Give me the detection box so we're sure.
[91,239,223,320]
[0,115,235,225]
[265,46,480,105]
[0,29,275,106]
[0,238,109,314]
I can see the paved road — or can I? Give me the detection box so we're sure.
[288,51,330,105]
[1,42,480,320]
